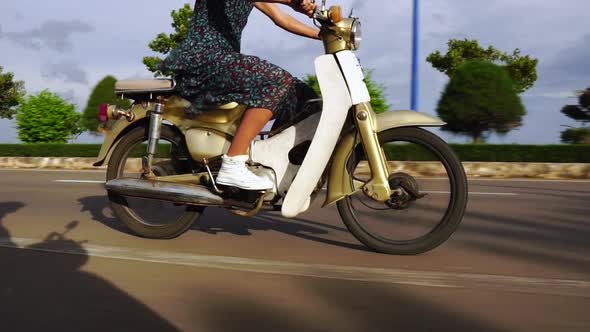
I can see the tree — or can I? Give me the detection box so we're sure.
[143,3,193,76]
[0,66,26,119]
[436,61,526,143]
[16,90,82,143]
[303,70,390,114]
[427,39,538,93]
[560,88,590,144]
[82,76,132,132]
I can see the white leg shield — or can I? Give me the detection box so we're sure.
[280,55,353,218]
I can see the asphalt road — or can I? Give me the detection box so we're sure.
[0,169,589,332]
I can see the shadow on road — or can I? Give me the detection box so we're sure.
[78,195,369,252]
[0,205,180,331]
[78,195,133,234]
[452,195,590,275]
[0,202,25,246]
[191,277,509,332]
[196,207,369,252]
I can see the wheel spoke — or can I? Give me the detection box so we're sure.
[107,126,202,239]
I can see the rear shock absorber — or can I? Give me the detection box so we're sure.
[142,101,164,178]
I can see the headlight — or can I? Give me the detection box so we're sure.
[350,19,362,50]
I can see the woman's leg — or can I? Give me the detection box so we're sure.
[227,108,273,156]
[216,107,274,190]
[215,54,294,190]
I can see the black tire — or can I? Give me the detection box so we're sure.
[107,125,203,239]
[337,127,468,255]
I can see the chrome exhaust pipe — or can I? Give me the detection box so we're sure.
[106,178,224,206]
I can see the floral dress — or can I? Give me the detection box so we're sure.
[160,0,318,123]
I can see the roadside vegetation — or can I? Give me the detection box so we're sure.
[16,90,81,143]
[1,3,587,161]
[81,76,132,133]
[560,88,590,144]
[427,39,537,143]
[1,143,589,163]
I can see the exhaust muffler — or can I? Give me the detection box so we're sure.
[106,178,225,206]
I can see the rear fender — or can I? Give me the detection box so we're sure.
[93,104,149,167]
[93,100,197,167]
[95,97,246,167]
[324,110,445,206]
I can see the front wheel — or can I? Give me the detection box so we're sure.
[337,127,468,255]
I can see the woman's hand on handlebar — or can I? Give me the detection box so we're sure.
[291,0,317,18]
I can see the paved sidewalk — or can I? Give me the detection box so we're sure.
[0,157,589,179]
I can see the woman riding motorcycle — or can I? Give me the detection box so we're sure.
[159,0,320,191]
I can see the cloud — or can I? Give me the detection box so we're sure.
[41,60,89,85]
[349,0,368,13]
[55,89,77,103]
[1,0,588,144]
[0,19,93,53]
[522,91,578,99]
[545,34,590,78]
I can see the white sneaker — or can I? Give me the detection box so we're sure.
[216,155,274,191]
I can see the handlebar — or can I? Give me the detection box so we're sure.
[312,2,343,24]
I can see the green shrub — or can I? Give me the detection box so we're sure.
[0,144,101,157]
[16,90,81,143]
[560,128,590,144]
[436,60,526,143]
[0,144,171,158]
[1,143,589,163]
[383,144,590,163]
[304,71,390,114]
[82,76,132,132]
[0,66,26,119]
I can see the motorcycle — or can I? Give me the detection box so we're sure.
[95,1,468,255]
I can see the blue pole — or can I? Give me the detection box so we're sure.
[411,0,420,111]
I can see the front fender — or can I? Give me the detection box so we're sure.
[324,110,445,206]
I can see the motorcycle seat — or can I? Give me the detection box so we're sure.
[115,79,176,96]
[115,79,239,111]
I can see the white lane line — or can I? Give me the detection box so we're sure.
[54,180,105,184]
[469,192,518,196]
[425,191,518,196]
[2,169,588,182]
[320,188,518,196]
[1,237,588,298]
[55,182,517,196]
[55,181,517,196]
[0,168,105,173]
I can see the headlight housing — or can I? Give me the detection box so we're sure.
[350,19,362,50]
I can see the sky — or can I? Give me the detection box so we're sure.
[0,0,588,144]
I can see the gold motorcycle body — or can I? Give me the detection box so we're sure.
[96,3,468,255]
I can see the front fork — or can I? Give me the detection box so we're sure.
[353,102,393,202]
[142,101,164,179]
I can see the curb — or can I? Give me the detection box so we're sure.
[0,157,589,179]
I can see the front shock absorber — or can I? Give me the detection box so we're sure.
[142,102,164,178]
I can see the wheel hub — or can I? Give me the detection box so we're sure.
[385,172,424,210]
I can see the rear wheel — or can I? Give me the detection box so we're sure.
[337,127,468,255]
[107,125,203,239]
